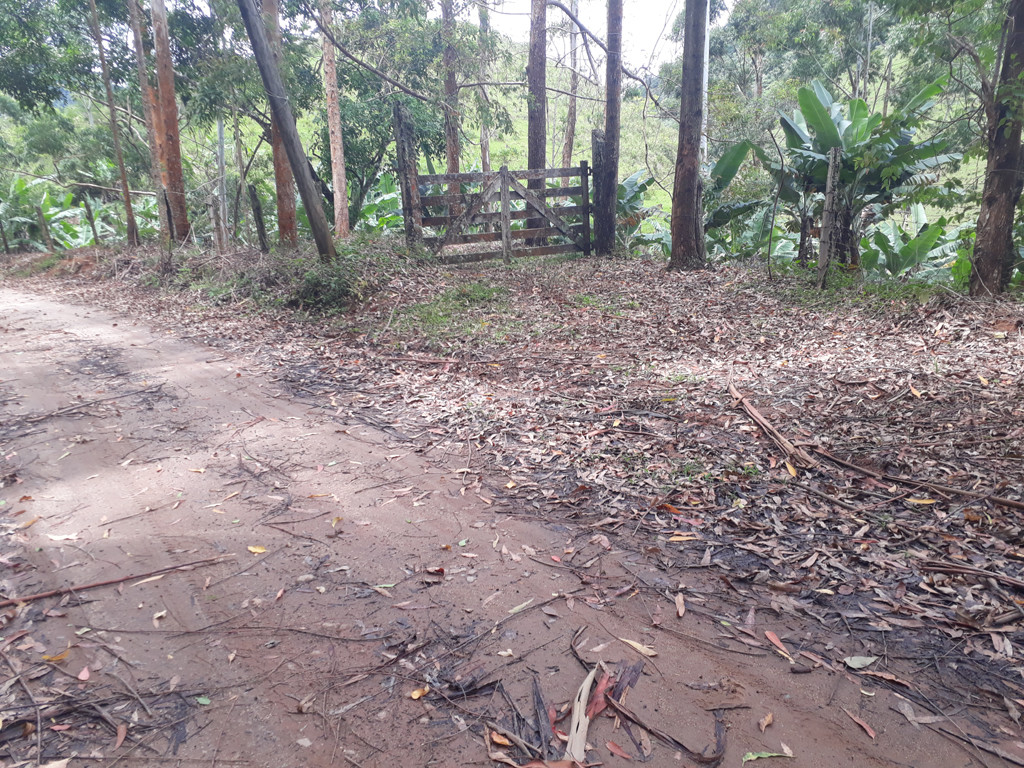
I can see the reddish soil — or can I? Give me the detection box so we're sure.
[0,266,1020,768]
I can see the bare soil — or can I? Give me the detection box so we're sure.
[1,252,1023,768]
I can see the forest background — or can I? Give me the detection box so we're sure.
[0,0,1022,298]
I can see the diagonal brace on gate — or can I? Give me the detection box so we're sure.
[506,175,581,246]
[432,173,501,255]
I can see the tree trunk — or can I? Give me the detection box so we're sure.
[440,0,461,217]
[527,0,547,235]
[264,0,297,247]
[816,147,842,289]
[594,0,622,256]
[88,0,139,246]
[668,0,708,270]
[151,0,189,242]
[393,102,423,246]
[321,2,350,238]
[216,117,229,248]
[971,0,1024,296]
[478,5,492,174]
[237,0,336,260]
[126,0,169,246]
[232,111,247,240]
[560,0,579,184]
[796,214,814,266]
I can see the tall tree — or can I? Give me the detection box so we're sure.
[151,0,189,241]
[237,0,335,260]
[560,0,579,174]
[87,0,139,246]
[265,0,298,246]
[971,0,1024,295]
[594,0,622,256]
[478,4,492,174]
[320,1,349,238]
[668,0,708,270]
[127,0,169,246]
[527,0,547,233]
[441,0,461,212]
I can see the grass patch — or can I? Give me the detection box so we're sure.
[399,281,510,343]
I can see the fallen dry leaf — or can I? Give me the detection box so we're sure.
[764,631,793,661]
[759,712,774,733]
[675,593,686,618]
[619,638,657,657]
[843,707,876,739]
[114,722,128,749]
[606,740,632,759]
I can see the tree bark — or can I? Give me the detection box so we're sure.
[264,0,297,247]
[668,0,708,270]
[527,0,547,235]
[88,0,139,246]
[126,0,169,246]
[971,0,1024,296]
[151,0,189,241]
[594,0,622,256]
[320,2,350,238]
[560,0,579,185]
[393,102,423,246]
[237,0,336,260]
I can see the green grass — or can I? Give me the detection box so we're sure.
[398,281,511,343]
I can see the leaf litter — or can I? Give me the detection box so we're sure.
[13,254,1024,765]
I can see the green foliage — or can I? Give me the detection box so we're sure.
[859,204,968,279]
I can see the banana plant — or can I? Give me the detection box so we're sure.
[774,78,957,267]
[861,204,969,278]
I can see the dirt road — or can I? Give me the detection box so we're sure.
[0,285,1003,767]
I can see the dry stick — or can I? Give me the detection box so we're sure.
[23,385,164,423]
[0,555,233,608]
[727,382,818,468]
[920,560,1024,592]
[813,447,1024,512]
[604,695,727,766]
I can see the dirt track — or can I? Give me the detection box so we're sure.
[0,284,1008,767]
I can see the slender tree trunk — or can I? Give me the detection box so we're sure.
[796,214,814,266]
[816,147,842,289]
[668,0,708,270]
[88,0,139,246]
[594,0,622,256]
[232,111,247,239]
[972,0,1024,296]
[441,0,461,216]
[478,4,492,174]
[320,2,350,238]
[127,0,168,246]
[151,0,188,242]
[527,0,547,235]
[560,0,579,183]
[264,0,297,247]
[216,117,229,247]
[237,0,336,260]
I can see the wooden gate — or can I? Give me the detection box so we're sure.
[403,164,591,265]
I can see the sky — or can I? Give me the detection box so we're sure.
[485,0,687,73]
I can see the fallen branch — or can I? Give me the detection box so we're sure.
[23,385,165,424]
[813,447,1024,512]
[0,555,233,608]
[727,383,818,468]
[920,560,1024,592]
[604,695,727,766]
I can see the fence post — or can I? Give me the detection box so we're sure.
[35,206,53,252]
[816,146,842,290]
[579,161,591,256]
[500,166,512,265]
[248,183,270,254]
[82,197,101,245]
[393,102,422,246]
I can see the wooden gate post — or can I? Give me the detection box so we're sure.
[500,166,512,264]
[248,183,270,254]
[393,102,423,246]
[580,161,591,256]
[816,146,842,290]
